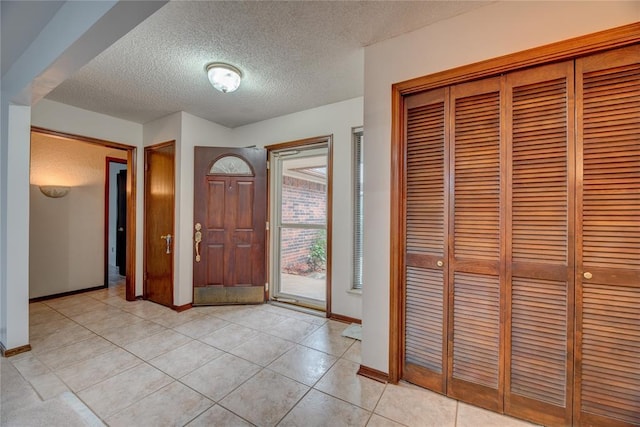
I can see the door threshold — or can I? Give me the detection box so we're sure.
[268,300,326,318]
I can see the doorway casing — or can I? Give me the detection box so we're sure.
[31,126,138,301]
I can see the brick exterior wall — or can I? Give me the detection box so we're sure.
[280,176,326,274]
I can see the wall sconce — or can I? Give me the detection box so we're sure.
[206,62,242,93]
[39,185,70,198]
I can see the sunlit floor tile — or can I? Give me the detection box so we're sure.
[314,358,384,411]
[78,363,172,419]
[219,369,308,427]
[30,323,96,354]
[374,382,457,427]
[342,340,362,364]
[181,353,261,401]
[123,329,192,361]
[55,348,141,392]
[266,317,320,343]
[279,389,370,427]
[457,402,539,427]
[37,335,117,371]
[267,344,337,386]
[105,381,212,427]
[173,315,229,339]
[229,332,294,366]
[149,340,223,379]
[366,414,406,427]
[301,324,355,357]
[198,323,260,351]
[99,319,166,346]
[186,404,253,427]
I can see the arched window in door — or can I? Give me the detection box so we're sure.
[209,155,253,176]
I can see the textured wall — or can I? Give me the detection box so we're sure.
[29,132,126,298]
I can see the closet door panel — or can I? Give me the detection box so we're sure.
[403,88,449,392]
[575,45,640,427]
[504,62,574,427]
[448,77,503,411]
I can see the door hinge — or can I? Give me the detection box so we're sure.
[266,161,270,170]
[265,282,269,291]
[266,221,269,231]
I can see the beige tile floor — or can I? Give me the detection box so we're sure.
[0,282,539,427]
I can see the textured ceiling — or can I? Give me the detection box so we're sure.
[45,1,491,128]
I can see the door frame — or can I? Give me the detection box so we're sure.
[31,126,138,301]
[266,135,333,315]
[104,157,127,286]
[389,23,640,383]
[143,140,176,305]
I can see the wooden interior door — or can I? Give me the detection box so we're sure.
[403,87,449,393]
[144,142,175,307]
[504,61,574,426]
[116,169,127,276]
[447,77,504,411]
[575,45,640,427]
[193,147,267,305]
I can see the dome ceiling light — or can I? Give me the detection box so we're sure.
[206,62,242,93]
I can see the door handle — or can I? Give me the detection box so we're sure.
[160,234,172,254]
[194,223,202,262]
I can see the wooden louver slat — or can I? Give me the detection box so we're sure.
[577,46,640,427]
[406,103,445,256]
[511,77,568,265]
[453,91,501,261]
[452,272,500,388]
[504,61,574,427]
[581,283,640,425]
[448,80,502,411]
[404,92,447,389]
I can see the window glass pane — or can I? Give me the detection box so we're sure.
[280,155,327,225]
[210,156,252,175]
[279,227,326,301]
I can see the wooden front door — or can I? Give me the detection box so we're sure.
[144,142,175,307]
[193,147,267,305]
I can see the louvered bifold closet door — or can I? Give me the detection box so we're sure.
[575,45,640,427]
[447,77,504,411]
[504,62,574,427]
[403,88,449,393]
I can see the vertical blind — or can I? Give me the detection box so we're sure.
[352,129,364,290]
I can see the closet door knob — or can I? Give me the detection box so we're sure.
[583,272,592,280]
[436,260,444,267]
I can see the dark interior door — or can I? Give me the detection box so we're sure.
[116,169,127,276]
[144,142,175,307]
[193,147,266,305]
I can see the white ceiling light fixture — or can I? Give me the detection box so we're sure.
[206,62,242,93]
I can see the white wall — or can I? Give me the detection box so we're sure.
[361,1,640,373]
[233,97,364,320]
[0,102,31,350]
[30,134,127,298]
